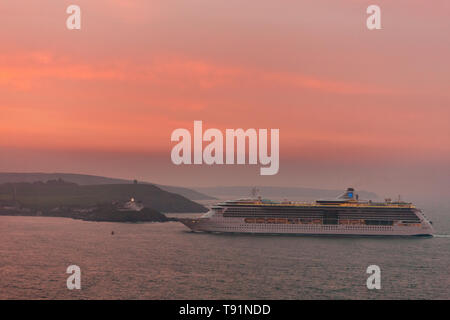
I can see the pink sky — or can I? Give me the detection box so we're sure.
[0,0,449,198]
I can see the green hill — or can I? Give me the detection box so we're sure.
[0,172,215,200]
[0,180,208,213]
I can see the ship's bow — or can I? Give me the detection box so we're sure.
[177,218,208,232]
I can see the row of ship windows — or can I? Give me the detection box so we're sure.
[215,225,395,231]
[240,218,419,226]
[223,213,418,219]
[241,225,393,229]
[224,213,415,218]
[223,208,415,213]
[223,214,420,222]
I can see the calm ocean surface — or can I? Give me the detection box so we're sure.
[0,204,449,300]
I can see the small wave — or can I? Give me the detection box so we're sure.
[434,234,450,238]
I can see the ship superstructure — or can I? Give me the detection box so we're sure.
[179,188,434,236]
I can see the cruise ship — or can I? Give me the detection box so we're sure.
[178,188,434,236]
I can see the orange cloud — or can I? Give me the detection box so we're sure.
[1,50,448,158]
[0,51,393,96]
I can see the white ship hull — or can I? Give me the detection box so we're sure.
[179,188,434,237]
[179,216,434,237]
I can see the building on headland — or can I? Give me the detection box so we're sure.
[117,198,144,212]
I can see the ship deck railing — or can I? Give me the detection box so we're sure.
[219,201,415,209]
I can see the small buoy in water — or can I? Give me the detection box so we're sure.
[111,231,115,235]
